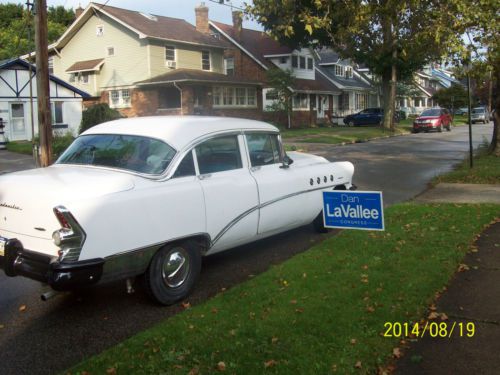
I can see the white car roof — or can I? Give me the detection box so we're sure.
[82,116,279,151]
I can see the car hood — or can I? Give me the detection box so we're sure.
[0,166,134,240]
[416,116,439,120]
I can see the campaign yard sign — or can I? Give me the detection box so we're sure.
[322,191,384,231]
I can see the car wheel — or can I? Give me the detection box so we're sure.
[348,121,355,127]
[144,241,201,305]
[313,211,329,233]
[447,124,451,131]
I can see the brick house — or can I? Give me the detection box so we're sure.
[209,14,342,127]
[48,3,262,119]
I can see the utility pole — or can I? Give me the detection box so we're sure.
[34,0,52,166]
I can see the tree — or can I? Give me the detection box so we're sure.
[0,3,73,60]
[448,0,499,155]
[265,68,295,128]
[247,0,458,131]
[432,84,468,112]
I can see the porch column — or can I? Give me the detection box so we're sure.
[181,85,194,115]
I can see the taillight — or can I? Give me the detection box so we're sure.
[52,206,86,262]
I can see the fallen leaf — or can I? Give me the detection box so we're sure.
[362,265,369,270]
[0,324,4,329]
[332,364,337,372]
[211,308,218,314]
[354,361,362,369]
[19,305,27,312]
[216,361,226,371]
[440,313,449,321]
[290,299,297,304]
[188,367,199,375]
[106,367,116,375]
[428,312,439,320]
[229,329,236,336]
[350,338,357,345]
[264,359,278,368]
[182,302,191,309]
[295,308,304,313]
[457,264,470,272]
[366,306,375,313]
[393,347,402,358]
[429,304,437,311]
[189,325,195,329]
[271,336,279,344]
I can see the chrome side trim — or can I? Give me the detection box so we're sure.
[210,183,347,247]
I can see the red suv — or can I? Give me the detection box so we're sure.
[413,108,452,133]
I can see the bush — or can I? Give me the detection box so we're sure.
[52,131,75,158]
[79,103,123,134]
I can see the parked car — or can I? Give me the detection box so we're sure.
[0,116,355,305]
[412,108,452,133]
[454,107,468,116]
[471,107,490,124]
[343,108,383,126]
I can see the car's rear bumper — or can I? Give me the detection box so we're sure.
[1,237,104,291]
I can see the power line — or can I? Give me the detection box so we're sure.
[207,0,246,12]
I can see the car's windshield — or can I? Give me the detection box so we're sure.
[420,109,441,117]
[57,134,176,175]
[472,108,485,114]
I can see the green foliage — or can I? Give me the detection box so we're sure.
[68,203,499,374]
[265,68,295,128]
[52,131,75,158]
[0,3,74,60]
[432,84,468,110]
[80,103,123,134]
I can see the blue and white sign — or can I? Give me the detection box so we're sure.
[323,191,384,231]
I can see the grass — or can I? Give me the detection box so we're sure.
[281,126,411,145]
[6,141,33,155]
[68,203,499,375]
[434,150,500,184]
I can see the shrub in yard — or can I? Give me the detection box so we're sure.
[52,132,75,158]
[79,103,122,134]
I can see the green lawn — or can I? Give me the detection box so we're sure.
[282,126,411,145]
[6,141,33,155]
[68,203,499,375]
[434,151,500,184]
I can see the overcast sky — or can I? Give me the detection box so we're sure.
[0,0,263,30]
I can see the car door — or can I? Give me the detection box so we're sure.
[195,134,259,253]
[245,132,308,235]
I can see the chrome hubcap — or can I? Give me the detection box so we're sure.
[161,247,190,288]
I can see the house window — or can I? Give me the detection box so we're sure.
[213,86,257,108]
[346,66,353,78]
[355,92,369,110]
[51,102,63,124]
[299,56,306,69]
[165,46,175,61]
[335,65,344,77]
[48,56,54,74]
[293,93,309,110]
[224,57,234,76]
[159,87,181,109]
[291,55,298,68]
[69,73,75,82]
[265,90,278,100]
[107,46,115,56]
[96,25,104,36]
[80,72,89,84]
[202,50,210,71]
[280,56,288,64]
[109,89,131,108]
[307,57,313,70]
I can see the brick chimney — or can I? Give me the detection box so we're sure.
[75,4,84,18]
[195,2,209,34]
[232,11,243,41]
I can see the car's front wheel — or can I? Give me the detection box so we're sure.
[348,120,355,127]
[144,241,201,305]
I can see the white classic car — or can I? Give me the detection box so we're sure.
[0,117,355,305]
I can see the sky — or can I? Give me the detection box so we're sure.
[0,0,263,30]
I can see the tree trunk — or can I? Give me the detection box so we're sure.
[381,62,397,131]
[488,64,499,156]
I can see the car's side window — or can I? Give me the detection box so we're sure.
[246,133,282,167]
[195,135,243,174]
[172,150,195,178]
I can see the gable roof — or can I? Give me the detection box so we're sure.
[0,58,90,98]
[55,3,229,50]
[66,58,105,73]
[210,20,292,70]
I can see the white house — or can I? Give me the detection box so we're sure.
[0,58,89,141]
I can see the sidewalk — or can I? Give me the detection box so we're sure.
[396,184,500,375]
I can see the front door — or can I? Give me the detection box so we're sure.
[9,103,27,141]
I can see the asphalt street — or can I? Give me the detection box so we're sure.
[0,123,494,375]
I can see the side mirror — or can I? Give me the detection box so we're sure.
[280,155,294,169]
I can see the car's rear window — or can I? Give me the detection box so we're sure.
[57,134,176,175]
[420,109,441,117]
[472,108,485,114]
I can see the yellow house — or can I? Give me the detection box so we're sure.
[49,2,262,118]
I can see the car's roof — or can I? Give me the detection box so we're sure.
[82,116,279,150]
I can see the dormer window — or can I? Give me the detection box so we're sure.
[307,57,313,70]
[292,55,298,68]
[280,56,288,64]
[96,25,104,37]
[346,66,353,78]
[299,56,306,69]
[335,64,344,77]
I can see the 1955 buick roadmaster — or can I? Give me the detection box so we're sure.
[0,116,355,305]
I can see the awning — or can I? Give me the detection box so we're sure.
[66,58,105,73]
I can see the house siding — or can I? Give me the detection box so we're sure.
[53,13,149,96]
